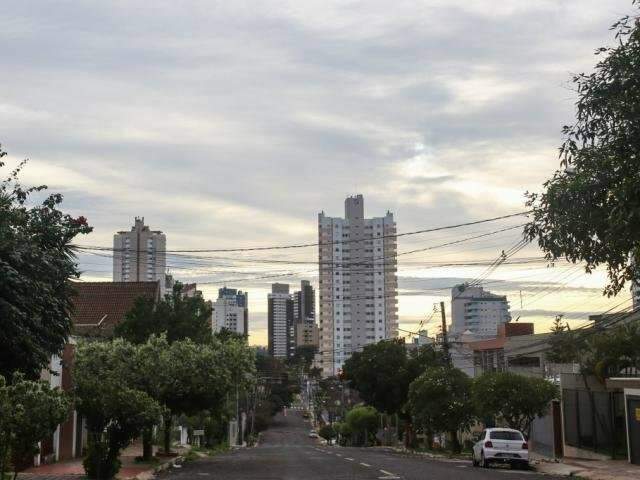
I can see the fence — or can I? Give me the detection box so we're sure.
[562,388,628,458]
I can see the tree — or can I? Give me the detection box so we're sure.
[0,148,92,379]
[114,282,212,345]
[345,406,379,447]
[289,345,317,371]
[0,374,69,480]
[525,3,640,297]
[134,336,231,454]
[74,339,162,479]
[318,424,336,443]
[342,340,411,415]
[472,372,558,437]
[407,367,474,453]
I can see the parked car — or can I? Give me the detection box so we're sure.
[472,428,529,469]
[308,430,319,438]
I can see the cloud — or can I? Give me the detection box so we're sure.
[1,0,635,344]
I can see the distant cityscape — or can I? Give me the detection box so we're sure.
[101,195,541,377]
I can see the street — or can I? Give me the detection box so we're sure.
[160,411,559,480]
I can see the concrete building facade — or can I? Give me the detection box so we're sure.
[318,194,398,377]
[212,287,249,336]
[268,283,294,358]
[293,280,318,349]
[113,217,167,294]
[450,284,511,339]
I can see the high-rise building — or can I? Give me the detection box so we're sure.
[268,283,294,358]
[450,284,511,338]
[318,194,398,377]
[212,287,249,336]
[113,217,167,293]
[293,280,318,349]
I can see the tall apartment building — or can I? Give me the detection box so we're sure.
[450,284,511,338]
[268,283,294,358]
[318,194,398,377]
[113,217,167,293]
[212,287,249,336]
[293,280,318,349]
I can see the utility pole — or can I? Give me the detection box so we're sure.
[440,301,451,366]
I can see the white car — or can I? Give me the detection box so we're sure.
[308,430,319,438]
[472,428,529,469]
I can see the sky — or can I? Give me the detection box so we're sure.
[1,0,635,345]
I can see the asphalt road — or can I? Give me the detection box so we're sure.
[160,410,559,479]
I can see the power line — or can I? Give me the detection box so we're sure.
[72,211,530,254]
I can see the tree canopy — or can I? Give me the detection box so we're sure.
[0,374,69,480]
[472,372,558,436]
[73,339,162,479]
[114,282,212,344]
[525,4,640,296]
[407,367,474,453]
[342,340,445,415]
[0,148,92,379]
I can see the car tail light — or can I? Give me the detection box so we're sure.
[484,441,493,448]
[522,442,528,450]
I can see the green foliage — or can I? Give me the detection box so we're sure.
[342,340,445,415]
[133,335,234,453]
[0,374,69,479]
[0,148,92,379]
[318,424,336,441]
[345,406,379,447]
[548,318,640,381]
[114,283,212,345]
[407,367,474,453]
[472,372,558,436]
[525,4,640,297]
[288,345,317,371]
[74,339,163,479]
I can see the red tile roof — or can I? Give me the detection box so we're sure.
[69,281,160,336]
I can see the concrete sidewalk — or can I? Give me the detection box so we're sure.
[534,458,640,479]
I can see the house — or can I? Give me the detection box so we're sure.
[35,281,160,465]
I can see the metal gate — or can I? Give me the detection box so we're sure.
[627,396,640,465]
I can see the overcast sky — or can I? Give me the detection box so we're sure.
[1,1,635,344]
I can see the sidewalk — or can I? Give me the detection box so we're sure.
[534,457,640,480]
[18,440,187,480]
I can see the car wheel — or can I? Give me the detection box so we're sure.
[480,451,488,468]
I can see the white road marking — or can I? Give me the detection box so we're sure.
[335,453,342,457]
[378,469,401,479]
[360,462,371,467]
[345,457,354,461]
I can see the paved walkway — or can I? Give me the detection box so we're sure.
[19,440,184,479]
[535,458,640,479]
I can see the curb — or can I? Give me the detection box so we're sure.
[133,455,184,479]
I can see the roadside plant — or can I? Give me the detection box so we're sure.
[345,406,379,447]
[472,372,558,437]
[318,424,337,443]
[407,367,474,453]
[74,339,162,479]
[0,146,92,379]
[0,374,69,480]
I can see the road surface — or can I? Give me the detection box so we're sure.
[160,410,558,479]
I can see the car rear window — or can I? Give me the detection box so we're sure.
[490,431,523,440]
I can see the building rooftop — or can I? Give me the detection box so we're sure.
[70,281,160,336]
